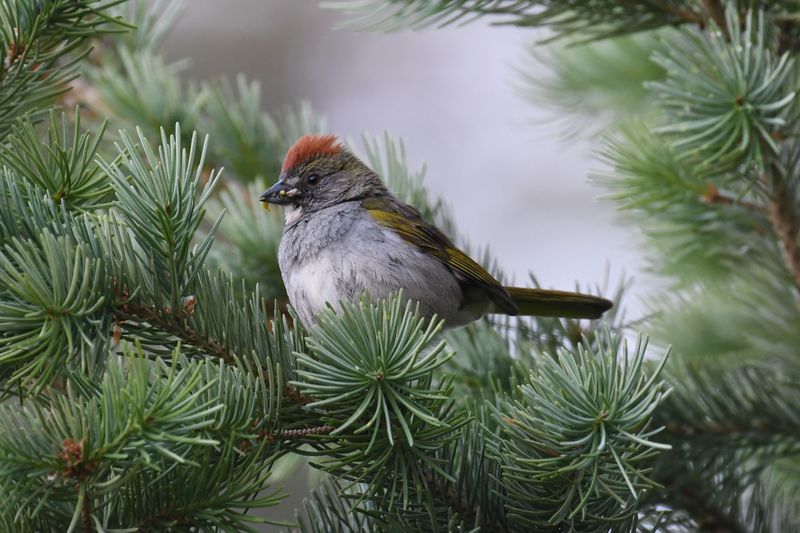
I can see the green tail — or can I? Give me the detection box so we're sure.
[505,287,613,319]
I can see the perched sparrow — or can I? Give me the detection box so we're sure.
[260,134,612,329]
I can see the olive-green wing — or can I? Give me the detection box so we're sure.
[362,196,518,314]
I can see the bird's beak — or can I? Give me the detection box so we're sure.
[260,180,300,205]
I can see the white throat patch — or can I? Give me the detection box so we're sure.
[284,204,303,226]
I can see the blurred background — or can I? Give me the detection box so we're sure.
[160,1,652,526]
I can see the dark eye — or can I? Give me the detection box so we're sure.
[307,174,319,185]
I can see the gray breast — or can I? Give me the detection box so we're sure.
[278,202,467,328]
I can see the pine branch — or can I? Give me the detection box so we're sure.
[524,32,666,136]
[488,335,670,531]
[81,483,92,532]
[0,0,130,135]
[325,0,707,38]
[118,297,315,406]
[648,440,800,533]
[292,297,469,510]
[120,299,236,364]
[600,125,773,284]
[111,0,183,51]
[0,110,111,211]
[652,348,800,531]
[202,179,286,299]
[296,479,379,533]
[0,229,113,394]
[657,356,800,449]
[0,349,286,530]
[668,484,749,533]
[701,0,729,37]
[300,413,508,532]
[700,184,768,215]
[647,10,796,175]
[763,162,800,291]
[99,126,223,311]
[749,13,800,290]
[270,425,335,441]
[98,126,320,407]
[421,467,508,533]
[656,1,703,26]
[87,47,200,145]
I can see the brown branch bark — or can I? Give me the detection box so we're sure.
[701,0,729,38]
[122,300,236,364]
[612,1,705,27]
[119,299,314,404]
[701,184,767,214]
[653,2,704,26]
[421,469,507,533]
[81,490,92,532]
[269,425,334,442]
[761,163,800,290]
[669,485,748,533]
[776,20,800,55]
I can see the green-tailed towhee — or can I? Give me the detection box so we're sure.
[260,134,612,329]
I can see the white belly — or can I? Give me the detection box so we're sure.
[283,252,343,326]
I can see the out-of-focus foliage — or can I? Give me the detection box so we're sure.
[648,10,797,174]
[525,33,665,135]
[326,0,699,38]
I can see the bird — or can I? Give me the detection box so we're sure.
[260,134,612,329]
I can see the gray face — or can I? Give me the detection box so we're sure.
[260,153,386,214]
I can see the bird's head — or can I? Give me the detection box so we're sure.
[260,134,386,217]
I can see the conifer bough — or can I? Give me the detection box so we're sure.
[7,0,793,531]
